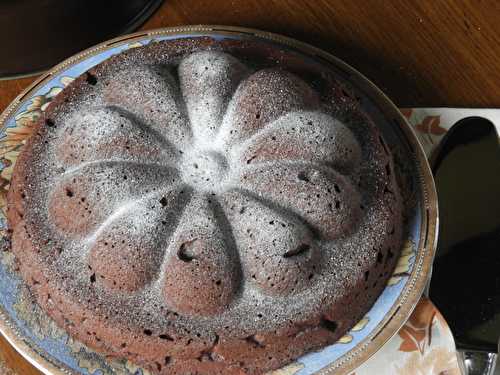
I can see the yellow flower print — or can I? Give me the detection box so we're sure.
[387,239,414,286]
[60,76,74,87]
[267,362,305,375]
[3,78,73,151]
[0,76,74,217]
[352,317,369,332]
[337,317,370,344]
[337,334,353,344]
[66,337,152,375]
[128,39,157,49]
[129,41,145,49]
[13,284,66,341]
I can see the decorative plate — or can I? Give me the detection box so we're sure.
[0,26,437,375]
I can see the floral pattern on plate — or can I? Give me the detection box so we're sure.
[0,76,74,217]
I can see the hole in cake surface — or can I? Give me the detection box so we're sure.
[143,329,153,336]
[178,240,197,262]
[159,334,174,341]
[65,188,74,197]
[297,171,310,182]
[90,273,96,283]
[387,248,394,260]
[283,243,311,258]
[246,155,257,164]
[85,72,98,85]
[165,356,171,365]
[245,334,265,348]
[159,197,168,207]
[321,317,338,333]
[45,119,56,128]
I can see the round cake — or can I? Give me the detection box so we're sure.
[7,36,403,374]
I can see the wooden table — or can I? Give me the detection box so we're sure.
[1,0,499,373]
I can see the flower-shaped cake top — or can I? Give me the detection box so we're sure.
[43,50,383,319]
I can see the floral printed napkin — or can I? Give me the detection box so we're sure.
[401,107,500,157]
[347,297,460,375]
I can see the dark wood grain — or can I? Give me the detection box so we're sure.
[0,333,40,374]
[3,0,500,114]
[1,0,499,373]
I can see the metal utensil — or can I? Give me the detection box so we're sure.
[430,117,500,374]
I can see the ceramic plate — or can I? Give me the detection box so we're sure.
[0,26,437,375]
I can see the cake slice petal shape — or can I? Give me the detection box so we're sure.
[101,64,192,148]
[237,111,362,172]
[217,69,320,148]
[56,106,177,167]
[178,51,249,142]
[220,190,320,296]
[87,187,189,292]
[239,163,362,241]
[162,194,241,316]
[48,161,179,237]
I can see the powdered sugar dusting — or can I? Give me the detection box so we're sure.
[179,51,249,145]
[9,38,404,373]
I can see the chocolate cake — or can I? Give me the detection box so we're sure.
[7,36,403,374]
